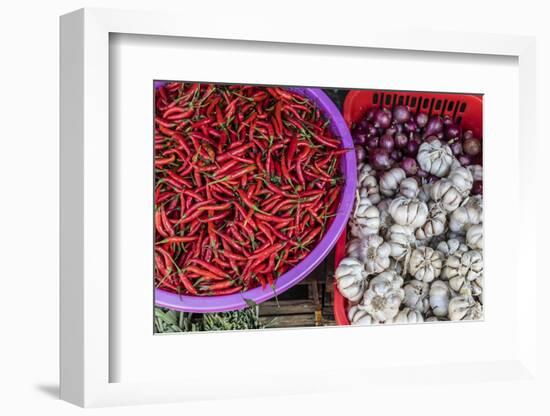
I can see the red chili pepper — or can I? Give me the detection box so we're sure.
[178,273,198,295]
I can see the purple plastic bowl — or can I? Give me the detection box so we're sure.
[154,82,356,312]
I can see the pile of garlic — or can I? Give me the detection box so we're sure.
[336,140,484,325]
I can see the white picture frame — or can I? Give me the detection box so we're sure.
[60,7,541,408]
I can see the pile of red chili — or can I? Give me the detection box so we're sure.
[155,82,345,296]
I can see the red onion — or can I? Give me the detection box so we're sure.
[369,148,392,171]
[366,125,378,137]
[450,141,463,155]
[374,108,392,129]
[385,126,398,136]
[394,132,408,149]
[463,129,474,140]
[463,137,481,156]
[417,169,429,178]
[458,154,472,166]
[393,105,411,123]
[405,138,421,156]
[445,124,461,139]
[472,180,483,195]
[400,157,418,175]
[442,115,454,126]
[390,150,403,161]
[355,145,367,163]
[416,112,429,128]
[379,134,395,153]
[403,119,417,133]
[366,136,379,150]
[353,132,368,145]
[365,108,376,121]
[424,116,444,136]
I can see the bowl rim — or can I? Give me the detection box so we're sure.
[154,83,357,312]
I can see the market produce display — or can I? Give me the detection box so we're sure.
[154,82,345,297]
[336,104,484,324]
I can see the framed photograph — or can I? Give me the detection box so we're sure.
[60,7,540,408]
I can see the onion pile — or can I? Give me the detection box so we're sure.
[351,105,482,188]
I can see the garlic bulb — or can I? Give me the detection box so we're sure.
[449,196,482,233]
[448,288,483,321]
[357,164,381,204]
[430,179,462,212]
[335,257,367,302]
[429,280,451,317]
[387,224,416,261]
[347,235,391,275]
[447,167,473,197]
[445,250,483,292]
[403,279,430,313]
[408,246,443,283]
[380,168,406,197]
[388,197,428,229]
[348,305,376,325]
[377,199,394,235]
[399,177,420,199]
[467,164,483,181]
[389,307,424,324]
[388,258,404,275]
[435,238,468,257]
[350,193,380,238]
[466,224,483,250]
[418,183,432,203]
[417,140,454,177]
[415,201,446,240]
[358,271,405,322]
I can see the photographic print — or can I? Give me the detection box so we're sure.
[153,82,483,332]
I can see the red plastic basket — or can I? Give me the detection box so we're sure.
[333,89,483,325]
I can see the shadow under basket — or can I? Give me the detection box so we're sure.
[333,89,483,325]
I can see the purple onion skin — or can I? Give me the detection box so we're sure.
[366,136,379,150]
[365,108,376,121]
[394,132,408,149]
[426,175,439,184]
[463,129,474,140]
[400,157,418,175]
[379,134,395,153]
[424,116,444,136]
[445,124,461,139]
[450,141,463,156]
[393,105,411,123]
[385,126,398,136]
[369,148,392,171]
[403,119,417,133]
[417,169,429,178]
[353,132,368,145]
[374,108,392,129]
[416,112,429,128]
[458,154,472,166]
[442,115,454,126]
[355,145,367,163]
[472,180,483,195]
[405,138,421,156]
[390,150,403,161]
[366,125,378,137]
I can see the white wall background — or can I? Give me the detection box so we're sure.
[0,0,548,414]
